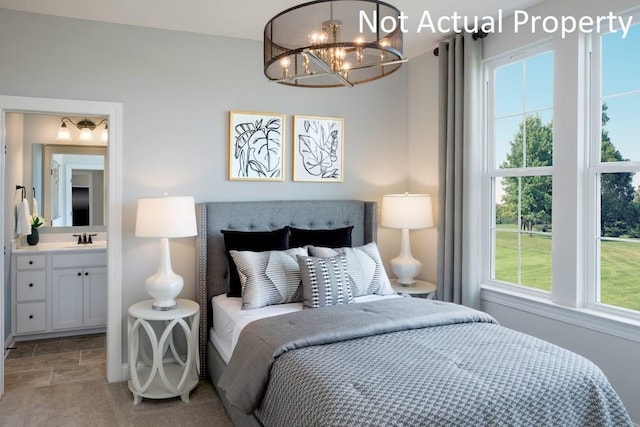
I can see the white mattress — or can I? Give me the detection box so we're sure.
[210,293,401,364]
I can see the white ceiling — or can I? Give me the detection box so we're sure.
[0,0,543,58]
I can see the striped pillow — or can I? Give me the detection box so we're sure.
[297,254,354,309]
[309,242,395,297]
[230,247,308,310]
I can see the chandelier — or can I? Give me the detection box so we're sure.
[264,0,405,88]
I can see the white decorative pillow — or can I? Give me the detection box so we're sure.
[230,247,308,310]
[309,242,395,297]
[297,254,354,308]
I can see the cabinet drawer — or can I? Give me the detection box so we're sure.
[15,302,46,333]
[16,271,46,301]
[52,252,106,268]
[16,255,46,270]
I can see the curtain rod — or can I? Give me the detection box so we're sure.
[433,30,488,56]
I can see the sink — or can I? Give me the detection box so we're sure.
[61,242,107,249]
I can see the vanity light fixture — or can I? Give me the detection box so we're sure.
[264,0,406,88]
[56,117,108,142]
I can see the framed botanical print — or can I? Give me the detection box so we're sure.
[229,111,285,181]
[293,115,344,182]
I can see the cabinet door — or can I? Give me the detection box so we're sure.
[83,267,107,327]
[52,268,84,330]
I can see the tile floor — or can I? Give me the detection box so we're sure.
[4,333,106,392]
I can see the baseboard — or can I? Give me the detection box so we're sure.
[4,334,15,359]
[120,363,128,382]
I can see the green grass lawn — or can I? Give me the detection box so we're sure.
[495,228,640,311]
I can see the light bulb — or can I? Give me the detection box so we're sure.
[101,128,108,142]
[80,127,92,141]
[56,123,71,140]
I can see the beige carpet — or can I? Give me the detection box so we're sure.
[0,378,232,427]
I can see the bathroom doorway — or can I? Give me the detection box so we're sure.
[0,96,123,398]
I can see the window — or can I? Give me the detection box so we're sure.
[589,21,640,314]
[482,13,640,327]
[486,47,554,294]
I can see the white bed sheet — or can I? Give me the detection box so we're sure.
[210,293,401,364]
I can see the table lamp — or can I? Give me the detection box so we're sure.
[135,195,197,310]
[381,193,433,286]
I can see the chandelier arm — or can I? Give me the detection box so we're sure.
[304,50,353,87]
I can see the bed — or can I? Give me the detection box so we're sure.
[195,200,632,427]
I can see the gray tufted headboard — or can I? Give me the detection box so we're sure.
[194,200,378,378]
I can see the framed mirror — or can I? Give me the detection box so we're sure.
[34,144,107,229]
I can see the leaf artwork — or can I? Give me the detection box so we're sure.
[234,118,282,178]
[298,119,341,179]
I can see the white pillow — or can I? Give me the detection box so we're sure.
[230,247,308,310]
[309,242,395,297]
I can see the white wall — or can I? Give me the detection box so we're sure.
[481,0,640,422]
[3,113,23,339]
[0,9,410,361]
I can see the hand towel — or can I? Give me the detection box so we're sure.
[32,197,39,218]
[16,199,31,236]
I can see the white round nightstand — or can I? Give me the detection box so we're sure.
[391,279,437,299]
[127,298,200,404]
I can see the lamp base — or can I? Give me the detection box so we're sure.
[152,300,178,311]
[146,237,183,312]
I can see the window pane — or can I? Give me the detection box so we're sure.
[493,176,552,292]
[525,52,554,111]
[494,229,519,283]
[600,173,638,238]
[495,116,523,169]
[524,113,553,167]
[521,232,552,291]
[600,95,640,162]
[602,23,640,97]
[600,240,640,311]
[495,62,523,118]
[598,173,640,311]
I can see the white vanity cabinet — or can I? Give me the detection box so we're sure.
[12,248,107,338]
[13,254,47,334]
[51,252,107,330]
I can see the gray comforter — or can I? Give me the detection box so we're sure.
[218,298,632,426]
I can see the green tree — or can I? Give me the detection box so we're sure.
[500,115,553,232]
[600,103,637,237]
[499,105,637,237]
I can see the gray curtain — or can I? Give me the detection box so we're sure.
[436,34,482,308]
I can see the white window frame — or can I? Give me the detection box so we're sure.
[480,15,640,343]
[483,41,554,300]
[586,16,640,321]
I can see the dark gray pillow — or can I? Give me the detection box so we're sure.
[297,253,354,309]
[289,226,353,248]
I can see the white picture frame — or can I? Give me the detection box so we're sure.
[229,110,285,181]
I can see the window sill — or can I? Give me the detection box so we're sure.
[481,284,640,343]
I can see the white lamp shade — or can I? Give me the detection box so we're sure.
[135,196,197,238]
[381,193,434,230]
[57,124,71,140]
[79,127,93,141]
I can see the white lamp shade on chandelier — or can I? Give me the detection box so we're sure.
[381,193,433,285]
[135,195,197,310]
